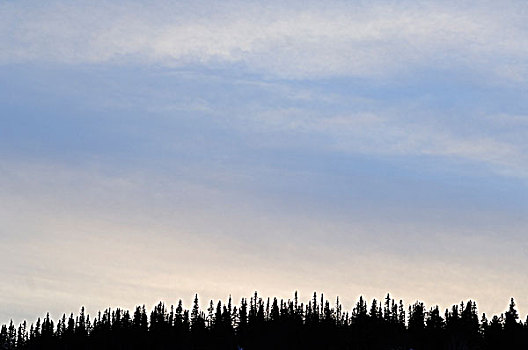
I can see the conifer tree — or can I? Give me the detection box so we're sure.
[505,297,520,330]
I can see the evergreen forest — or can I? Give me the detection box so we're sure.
[2,292,527,349]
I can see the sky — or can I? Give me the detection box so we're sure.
[1,0,528,324]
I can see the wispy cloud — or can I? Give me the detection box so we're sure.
[2,1,528,81]
[228,104,528,179]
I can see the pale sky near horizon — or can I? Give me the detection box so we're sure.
[1,0,528,325]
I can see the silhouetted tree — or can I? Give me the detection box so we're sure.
[4,292,528,350]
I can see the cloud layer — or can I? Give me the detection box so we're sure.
[2,0,528,80]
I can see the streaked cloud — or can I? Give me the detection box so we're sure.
[1,1,528,81]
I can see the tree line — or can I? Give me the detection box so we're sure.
[2,292,527,349]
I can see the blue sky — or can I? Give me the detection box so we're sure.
[1,0,528,324]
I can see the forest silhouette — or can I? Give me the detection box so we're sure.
[2,292,527,349]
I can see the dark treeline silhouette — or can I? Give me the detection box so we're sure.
[2,292,528,349]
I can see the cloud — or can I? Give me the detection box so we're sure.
[2,1,528,81]
[230,104,528,179]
